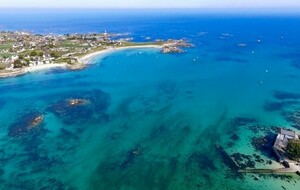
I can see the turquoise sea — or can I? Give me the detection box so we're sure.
[0,9,300,189]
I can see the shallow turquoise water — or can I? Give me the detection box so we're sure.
[1,11,300,190]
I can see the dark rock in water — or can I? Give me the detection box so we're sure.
[41,178,66,190]
[231,153,256,169]
[247,124,279,134]
[230,133,240,141]
[120,146,142,170]
[267,160,272,165]
[263,101,284,111]
[18,139,62,171]
[149,125,169,139]
[283,109,300,130]
[59,128,79,140]
[8,111,44,138]
[169,156,179,172]
[251,133,276,158]
[231,117,258,127]
[262,101,299,112]
[291,60,300,70]
[273,91,300,100]
[47,89,110,125]
[215,145,243,179]
[226,141,235,148]
[186,151,217,171]
[0,168,4,176]
[7,177,67,190]
[47,99,92,124]
[0,100,6,110]
[157,80,177,101]
[291,124,300,130]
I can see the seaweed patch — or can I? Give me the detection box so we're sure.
[263,100,298,112]
[185,151,217,171]
[119,146,142,171]
[47,89,110,125]
[251,133,277,158]
[273,91,300,100]
[215,145,243,179]
[8,111,44,139]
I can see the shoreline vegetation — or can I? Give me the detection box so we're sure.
[0,31,193,78]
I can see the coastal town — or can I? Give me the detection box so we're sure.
[239,128,300,176]
[0,31,193,78]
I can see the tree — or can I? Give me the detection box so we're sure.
[18,55,24,60]
[50,51,61,58]
[38,51,44,57]
[0,63,6,70]
[13,59,22,68]
[30,51,38,57]
[286,139,300,160]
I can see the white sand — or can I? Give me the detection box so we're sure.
[1,45,161,78]
[80,45,162,64]
[23,63,67,73]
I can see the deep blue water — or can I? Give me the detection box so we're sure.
[0,9,300,190]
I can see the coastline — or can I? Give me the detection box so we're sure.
[0,45,162,79]
[23,63,67,73]
[79,45,162,64]
[0,63,67,78]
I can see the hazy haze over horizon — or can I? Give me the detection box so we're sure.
[1,0,300,9]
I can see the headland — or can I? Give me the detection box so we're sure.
[0,31,192,78]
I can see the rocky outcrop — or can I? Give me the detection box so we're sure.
[161,39,194,54]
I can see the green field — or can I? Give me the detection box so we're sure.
[0,44,12,50]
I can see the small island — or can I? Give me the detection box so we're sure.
[0,31,193,78]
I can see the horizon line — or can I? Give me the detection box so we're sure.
[1,7,300,10]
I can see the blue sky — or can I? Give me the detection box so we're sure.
[1,0,300,8]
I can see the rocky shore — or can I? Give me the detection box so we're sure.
[161,40,194,54]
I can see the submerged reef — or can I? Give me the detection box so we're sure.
[47,89,110,124]
[215,145,243,179]
[263,100,299,112]
[291,60,300,70]
[0,100,6,110]
[231,117,258,128]
[6,177,68,190]
[231,153,255,169]
[8,111,44,138]
[251,133,277,158]
[277,51,300,71]
[185,151,217,172]
[273,91,300,100]
[283,109,300,130]
[120,146,142,171]
[262,90,300,112]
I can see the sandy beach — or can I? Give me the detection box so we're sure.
[0,45,161,79]
[0,63,67,78]
[23,63,67,73]
[80,45,162,64]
